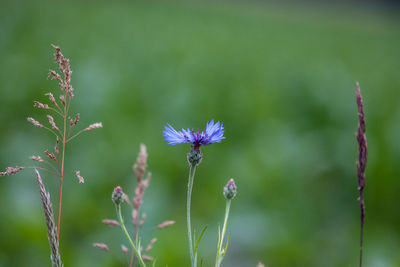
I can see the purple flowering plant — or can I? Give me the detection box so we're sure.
[163,120,235,267]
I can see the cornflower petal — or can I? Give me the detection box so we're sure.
[163,119,225,147]
[163,124,188,145]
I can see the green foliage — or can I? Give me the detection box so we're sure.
[0,1,400,266]
[194,225,208,258]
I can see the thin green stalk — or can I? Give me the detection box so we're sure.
[187,164,197,267]
[116,204,146,267]
[215,199,231,267]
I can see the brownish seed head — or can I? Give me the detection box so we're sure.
[140,213,147,227]
[102,219,120,227]
[31,156,44,162]
[54,137,59,156]
[0,166,25,176]
[75,170,84,183]
[34,101,50,109]
[27,117,44,128]
[142,255,154,262]
[121,245,128,255]
[45,150,56,161]
[157,220,175,229]
[145,238,157,252]
[84,122,103,132]
[59,95,65,106]
[92,243,110,252]
[45,92,58,107]
[47,115,59,131]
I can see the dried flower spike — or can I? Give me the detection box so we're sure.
[356,82,367,267]
[133,144,148,179]
[35,169,62,267]
[132,144,151,245]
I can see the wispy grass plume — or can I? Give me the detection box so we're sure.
[1,45,102,242]
[1,45,102,265]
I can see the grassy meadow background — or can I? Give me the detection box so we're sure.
[0,1,399,266]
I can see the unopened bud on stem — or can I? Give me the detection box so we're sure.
[223,179,237,200]
[112,186,125,205]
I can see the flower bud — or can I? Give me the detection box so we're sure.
[223,179,237,200]
[112,186,125,205]
[187,145,202,166]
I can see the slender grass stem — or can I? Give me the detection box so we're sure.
[129,202,142,267]
[57,91,67,240]
[360,223,363,267]
[215,199,231,267]
[66,129,85,143]
[43,126,61,139]
[49,107,64,117]
[116,204,146,267]
[42,160,59,173]
[187,164,197,267]
[359,199,364,267]
[25,166,58,176]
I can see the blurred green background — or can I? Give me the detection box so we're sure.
[0,0,399,266]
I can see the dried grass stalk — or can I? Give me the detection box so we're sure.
[356,83,367,267]
[35,169,62,267]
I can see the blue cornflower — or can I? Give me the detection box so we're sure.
[163,119,225,147]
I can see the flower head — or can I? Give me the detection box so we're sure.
[163,119,225,147]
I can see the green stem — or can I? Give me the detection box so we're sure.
[215,199,231,267]
[187,164,197,267]
[116,204,146,267]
